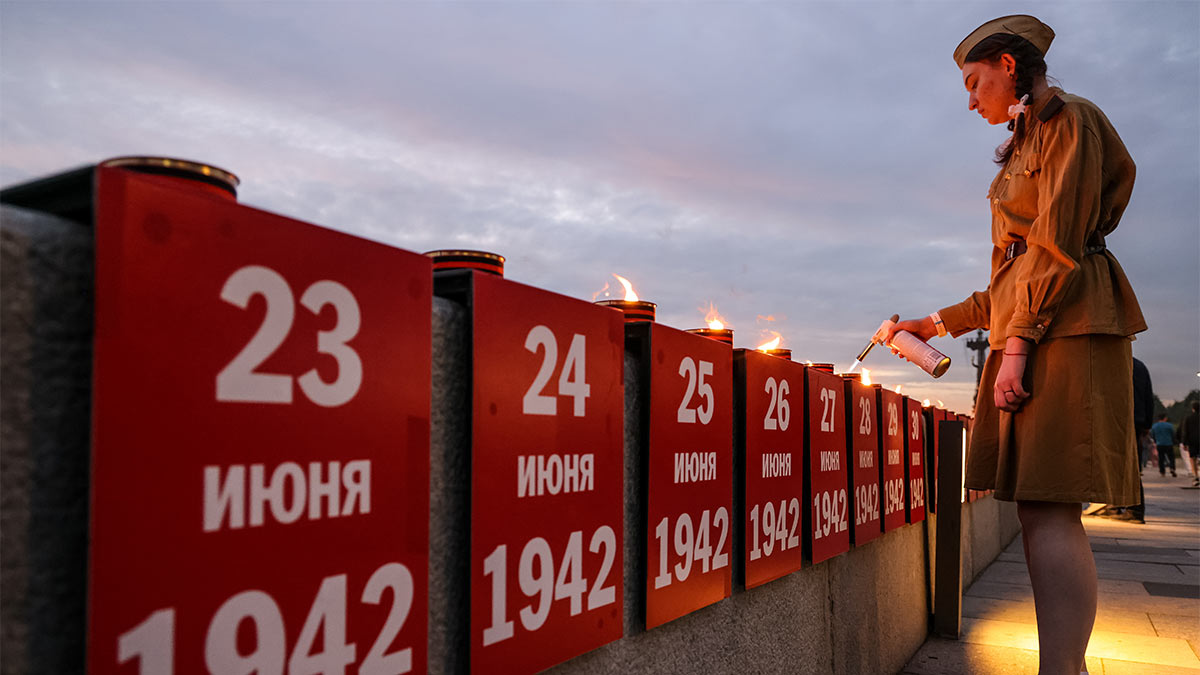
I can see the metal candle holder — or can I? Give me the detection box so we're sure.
[424,249,506,276]
[595,299,657,323]
[686,328,733,345]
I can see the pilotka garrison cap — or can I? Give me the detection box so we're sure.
[954,15,1055,67]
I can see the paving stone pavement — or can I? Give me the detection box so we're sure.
[903,470,1200,674]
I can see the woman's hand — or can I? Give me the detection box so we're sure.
[885,316,938,358]
[994,336,1033,412]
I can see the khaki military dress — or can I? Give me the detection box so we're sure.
[939,87,1147,505]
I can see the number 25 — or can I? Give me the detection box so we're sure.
[677,358,714,424]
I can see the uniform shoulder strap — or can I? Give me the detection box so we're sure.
[1038,95,1066,122]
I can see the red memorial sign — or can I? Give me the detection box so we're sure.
[805,367,850,563]
[469,273,625,673]
[89,167,431,673]
[927,406,949,514]
[904,397,927,523]
[845,377,881,546]
[961,413,978,502]
[643,324,733,629]
[739,350,805,589]
[880,388,907,532]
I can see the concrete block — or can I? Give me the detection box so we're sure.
[547,563,833,675]
[1,204,93,675]
[863,525,930,675]
[997,499,1020,544]
[967,496,1001,581]
[622,351,642,641]
[959,504,976,586]
[429,295,470,675]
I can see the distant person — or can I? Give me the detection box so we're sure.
[1176,411,1197,480]
[1121,357,1153,522]
[1179,401,1199,488]
[888,15,1145,675]
[1133,358,1154,471]
[1139,430,1154,474]
[1151,413,1176,477]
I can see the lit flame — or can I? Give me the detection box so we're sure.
[895,385,903,394]
[614,274,638,301]
[756,336,781,351]
[937,400,944,407]
[861,368,872,386]
[594,274,641,302]
[755,331,783,352]
[702,302,728,330]
[923,399,931,407]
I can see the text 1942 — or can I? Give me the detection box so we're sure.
[118,562,415,675]
[482,527,617,646]
[653,509,730,588]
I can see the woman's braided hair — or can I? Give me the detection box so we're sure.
[965,33,1048,165]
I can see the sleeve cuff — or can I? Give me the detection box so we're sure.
[1007,311,1048,343]
[937,304,977,339]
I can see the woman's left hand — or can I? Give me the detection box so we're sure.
[994,336,1033,413]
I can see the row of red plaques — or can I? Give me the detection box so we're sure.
[88,169,971,675]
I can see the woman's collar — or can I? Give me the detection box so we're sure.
[1028,86,1065,123]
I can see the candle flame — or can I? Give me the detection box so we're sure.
[923,398,931,407]
[614,274,639,301]
[895,384,903,394]
[937,399,944,407]
[861,368,872,385]
[702,302,728,330]
[756,335,782,351]
[594,274,642,302]
[755,330,783,352]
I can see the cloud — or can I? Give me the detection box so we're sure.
[2,1,1197,409]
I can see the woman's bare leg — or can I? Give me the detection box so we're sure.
[1017,501,1096,675]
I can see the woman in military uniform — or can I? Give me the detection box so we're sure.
[889,15,1146,675]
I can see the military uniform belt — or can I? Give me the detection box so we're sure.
[1004,240,1107,261]
[1004,241,1027,260]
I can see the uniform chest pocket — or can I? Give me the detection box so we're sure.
[989,152,1041,205]
[1013,152,1041,180]
[991,152,1041,209]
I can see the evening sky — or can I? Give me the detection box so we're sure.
[2,0,1197,412]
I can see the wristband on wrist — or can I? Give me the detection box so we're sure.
[930,311,947,338]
